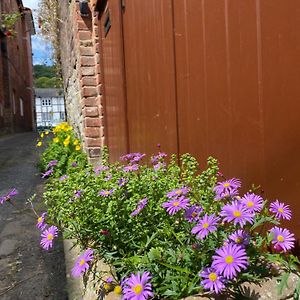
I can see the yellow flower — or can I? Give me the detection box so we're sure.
[103,283,110,291]
[45,131,49,135]
[63,139,70,147]
[75,145,81,151]
[114,285,122,295]
[40,133,44,138]
[36,141,42,147]
[53,137,59,143]
[66,135,71,140]
[73,139,79,145]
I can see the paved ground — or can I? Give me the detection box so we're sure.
[0,132,67,300]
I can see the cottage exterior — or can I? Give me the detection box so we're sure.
[35,88,65,129]
[59,1,300,236]
[0,0,35,134]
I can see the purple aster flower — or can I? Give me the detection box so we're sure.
[151,152,167,164]
[0,188,18,204]
[131,198,148,217]
[212,243,249,279]
[220,200,254,227]
[269,227,295,252]
[166,186,190,199]
[71,161,78,167]
[123,164,139,172]
[47,160,58,168]
[122,272,153,300]
[228,230,250,247]
[240,192,264,213]
[184,205,203,223]
[130,153,146,163]
[118,178,127,187]
[106,277,113,283]
[74,190,83,198]
[41,168,53,178]
[36,212,47,230]
[94,165,109,175]
[269,200,292,220]
[71,248,94,277]
[191,214,219,240]
[40,225,58,250]
[200,267,226,294]
[213,178,241,200]
[99,189,114,197]
[59,175,68,181]
[104,174,112,181]
[162,196,190,215]
[153,162,166,171]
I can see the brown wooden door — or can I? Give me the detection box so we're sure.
[99,0,128,161]
[121,0,179,156]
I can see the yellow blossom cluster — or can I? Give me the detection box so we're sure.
[36,123,81,151]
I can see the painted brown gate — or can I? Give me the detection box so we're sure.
[99,0,300,236]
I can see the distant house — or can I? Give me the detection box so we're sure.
[35,88,65,129]
[0,0,35,134]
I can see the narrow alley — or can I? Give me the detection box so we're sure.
[0,133,67,300]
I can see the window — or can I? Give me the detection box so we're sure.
[42,98,52,106]
[42,112,52,121]
[20,98,24,116]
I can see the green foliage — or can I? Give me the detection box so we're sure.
[33,65,62,88]
[0,12,21,37]
[39,126,300,299]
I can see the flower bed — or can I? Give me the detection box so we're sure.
[10,123,300,299]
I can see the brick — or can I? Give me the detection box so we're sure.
[82,87,97,97]
[79,46,94,56]
[81,67,95,76]
[88,148,101,158]
[77,20,92,31]
[84,117,102,127]
[86,137,102,147]
[80,56,95,66]
[81,76,97,86]
[82,97,99,107]
[85,127,101,137]
[79,30,92,40]
[83,107,99,117]
[80,40,93,47]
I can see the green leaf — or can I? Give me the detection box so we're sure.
[158,262,191,275]
[277,272,290,296]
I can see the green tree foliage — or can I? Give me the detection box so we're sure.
[34,65,62,88]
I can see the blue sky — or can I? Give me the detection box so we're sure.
[22,0,53,65]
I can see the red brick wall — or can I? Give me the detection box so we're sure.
[59,0,104,165]
[0,0,35,134]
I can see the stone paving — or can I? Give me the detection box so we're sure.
[0,132,67,300]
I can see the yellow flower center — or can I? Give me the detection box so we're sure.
[247,201,254,207]
[47,233,54,241]
[277,235,285,242]
[104,191,110,195]
[114,285,122,294]
[208,272,217,282]
[202,222,209,229]
[235,237,243,244]
[225,255,234,264]
[173,201,180,207]
[79,259,85,266]
[233,210,241,217]
[38,217,43,223]
[223,183,230,187]
[175,190,182,195]
[191,212,198,218]
[132,284,143,295]
[278,208,284,213]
